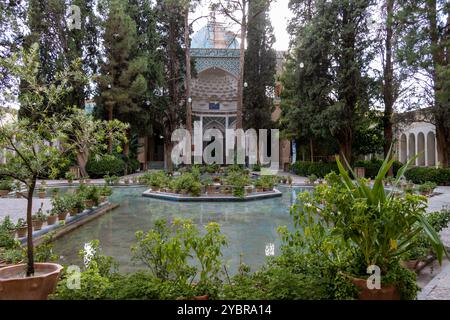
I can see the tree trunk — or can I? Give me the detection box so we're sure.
[339,140,352,170]
[164,141,174,173]
[26,177,37,276]
[236,4,247,130]
[184,7,192,136]
[383,0,395,175]
[436,124,449,167]
[77,149,89,178]
[309,138,314,162]
[108,104,113,153]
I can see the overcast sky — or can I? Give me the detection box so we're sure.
[192,0,293,51]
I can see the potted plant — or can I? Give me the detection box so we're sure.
[51,197,68,221]
[287,176,293,186]
[14,181,23,198]
[202,177,215,194]
[0,47,109,299]
[71,193,86,215]
[37,186,46,199]
[16,218,27,238]
[0,179,13,197]
[124,177,130,185]
[306,174,318,185]
[32,206,46,231]
[254,179,264,192]
[65,171,75,185]
[46,210,57,226]
[418,181,437,197]
[298,149,446,300]
[99,185,112,203]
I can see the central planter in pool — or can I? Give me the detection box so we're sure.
[142,188,283,202]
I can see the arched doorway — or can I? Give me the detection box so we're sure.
[427,132,436,167]
[408,133,416,164]
[400,134,407,163]
[417,132,425,166]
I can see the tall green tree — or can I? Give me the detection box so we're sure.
[398,0,450,166]
[154,0,186,172]
[96,0,147,151]
[281,0,374,164]
[243,0,277,130]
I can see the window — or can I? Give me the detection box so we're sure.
[209,102,220,110]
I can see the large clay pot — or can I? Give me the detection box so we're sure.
[0,190,9,197]
[17,226,27,238]
[0,263,63,300]
[47,215,57,226]
[351,276,400,300]
[58,212,67,221]
[32,220,43,231]
[84,199,95,208]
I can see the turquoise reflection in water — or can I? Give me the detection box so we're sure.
[52,186,310,274]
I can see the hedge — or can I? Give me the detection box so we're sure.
[290,161,339,178]
[86,155,126,178]
[353,159,403,179]
[404,167,450,185]
[291,159,404,179]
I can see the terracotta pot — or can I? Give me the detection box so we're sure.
[69,208,78,216]
[0,190,9,197]
[401,260,420,271]
[263,187,272,192]
[58,212,67,221]
[47,215,57,226]
[193,295,209,300]
[151,186,159,192]
[207,185,216,194]
[99,196,107,203]
[37,191,46,199]
[84,200,95,208]
[256,187,263,193]
[245,186,254,194]
[32,220,43,231]
[17,226,27,238]
[350,276,400,300]
[0,263,63,300]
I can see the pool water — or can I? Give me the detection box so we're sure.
[52,186,310,274]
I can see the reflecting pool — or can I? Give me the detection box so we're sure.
[52,186,310,274]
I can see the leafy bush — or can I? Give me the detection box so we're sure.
[86,155,125,178]
[405,167,450,185]
[0,179,13,191]
[172,173,202,196]
[354,159,403,179]
[131,219,226,298]
[290,161,338,178]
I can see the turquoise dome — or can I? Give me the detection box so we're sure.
[191,24,239,49]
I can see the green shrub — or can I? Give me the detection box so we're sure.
[290,161,338,178]
[405,167,450,185]
[0,179,13,191]
[354,159,403,179]
[86,155,125,178]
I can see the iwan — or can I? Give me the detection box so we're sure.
[178,305,211,318]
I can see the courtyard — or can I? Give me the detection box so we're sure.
[0,0,450,304]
